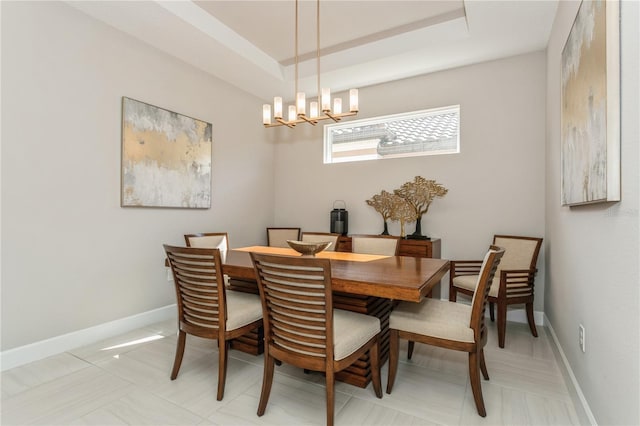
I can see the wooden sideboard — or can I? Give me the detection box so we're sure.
[336,236,441,259]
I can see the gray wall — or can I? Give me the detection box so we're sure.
[545,1,640,424]
[272,51,547,308]
[1,1,275,350]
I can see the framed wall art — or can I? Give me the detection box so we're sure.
[561,0,620,206]
[121,97,212,208]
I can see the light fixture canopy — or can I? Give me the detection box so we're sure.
[262,0,359,128]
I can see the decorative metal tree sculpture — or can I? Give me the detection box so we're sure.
[388,195,416,238]
[394,176,448,239]
[365,190,397,235]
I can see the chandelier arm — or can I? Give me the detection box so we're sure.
[276,118,296,128]
[265,111,356,128]
[324,111,341,122]
[300,116,318,125]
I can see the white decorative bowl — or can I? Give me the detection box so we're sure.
[286,240,332,257]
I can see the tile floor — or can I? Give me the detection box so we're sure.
[1,319,585,425]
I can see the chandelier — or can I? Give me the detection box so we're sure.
[262,0,358,128]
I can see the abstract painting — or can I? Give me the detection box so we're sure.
[561,0,620,206]
[121,97,212,208]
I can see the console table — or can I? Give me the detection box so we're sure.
[336,236,441,259]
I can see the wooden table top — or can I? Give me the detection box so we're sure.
[223,246,450,303]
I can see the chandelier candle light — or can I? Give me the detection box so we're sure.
[262,0,359,128]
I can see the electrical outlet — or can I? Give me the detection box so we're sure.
[578,324,586,353]
[166,268,173,282]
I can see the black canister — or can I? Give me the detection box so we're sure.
[330,200,348,235]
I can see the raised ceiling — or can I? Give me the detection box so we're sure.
[67,0,558,102]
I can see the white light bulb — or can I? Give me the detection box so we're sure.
[296,92,306,116]
[262,104,271,125]
[274,97,283,119]
[349,89,359,112]
[333,98,342,114]
[321,88,331,112]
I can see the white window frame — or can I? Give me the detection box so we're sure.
[323,105,460,164]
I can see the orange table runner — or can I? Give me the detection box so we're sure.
[234,245,389,262]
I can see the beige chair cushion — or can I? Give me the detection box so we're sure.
[301,233,339,251]
[452,274,483,293]
[390,298,474,343]
[352,237,398,256]
[225,290,263,331]
[494,237,538,271]
[453,275,500,298]
[268,229,300,248]
[187,235,228,250]
[334,309,380,361]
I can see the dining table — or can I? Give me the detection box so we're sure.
[221,245,450,388]
[223,246,449,303]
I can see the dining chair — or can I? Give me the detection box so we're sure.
[301,231,341,251]
[449,235,543,348]
[351,234,401,256]
[184,232,229,250]
[250,252,383,426]
[387,245,504,417]
[266,227,301,248]
[163,244,263,401]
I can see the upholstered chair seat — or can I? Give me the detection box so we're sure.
[390,298,475,343]
[452,275,481,293]
[225,290,263,331]
[453,273,534,299]
[333,309,380,360]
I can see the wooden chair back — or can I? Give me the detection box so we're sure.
[351,234,400,256]
[301,232,341,251]
[470,245,505,342]
[184,232,229,250]
[267,227,301,248]
[492,235,541,270]
[164,245,228,339]
[251,253,334,369]
[492,235,542,297]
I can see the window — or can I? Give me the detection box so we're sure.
[323,105,460,164]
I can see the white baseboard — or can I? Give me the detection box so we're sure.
[499,307,545,326]
[1,304,176,372]
[544,314,597,426]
